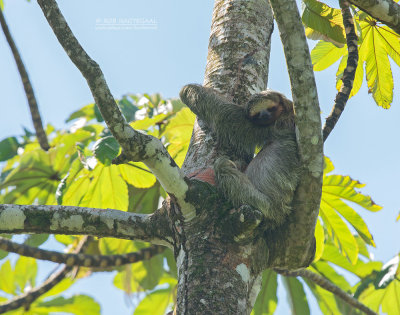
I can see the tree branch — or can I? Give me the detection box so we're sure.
[323,0,359,142]
[0,237,165,267]
[0,236,89,313]
[279,269,378,315]
[267,0,324,269]
[0,204,173,247]
[36,0,195,220]
[349,0,400,34]
[0,8,50,151]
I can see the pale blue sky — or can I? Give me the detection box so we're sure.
[0,1,399,314]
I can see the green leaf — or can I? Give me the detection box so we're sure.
[169,98,186,112]
[323,156,334,174]
[304,279,342,314]
[24,234,49,247]
[41,278,75,298]
[164,249,178,278]
[0,149,60,205]
[324,197,375,246]
[51,130,94,173]
[113,253,164,292]
[283,277,310,315]
[35,295,100,315]
[118,97,138,122]
[131,113,167,131]
[251,269,278,315]
[137,253,164,290]
[335,50,364,98]
[359,267,400,315]
[66,103,97,122]
[379,26,400,67]
[0,260,15,294]
[14,257,37,291]
[320,199,359,263]
[99,238,138,255]
[311,261,352,292]
[0,137,19,161]
[61,167,91,207]
[302,0,346,46]
[79,164,128,211]
[93,136,120,165]
[314,219,325,262]
[134,288,173,315]
[163,108,195,166]
[361,20,393,108]
[373,255,399,289]
[311,41,346,71]
[321,161,381,259]
[323,174,382,212]
[321,244,382,278]
[0,235,11,259]
[119,162,156,188]
[128,184,161,214]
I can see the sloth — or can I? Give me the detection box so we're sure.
[180,84,300,227]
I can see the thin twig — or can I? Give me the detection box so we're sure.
[323,0,359,142]
[0,9,50,151]
[0,236,165,267]
[0,236,90,314]
[278,269,377,315]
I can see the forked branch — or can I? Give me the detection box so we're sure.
[36,0,195,220]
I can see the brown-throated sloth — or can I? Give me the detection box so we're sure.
[180,84,300,226]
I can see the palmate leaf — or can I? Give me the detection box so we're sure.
[311,15,400,108]
[0,129,96,206]
[319,157,382,263]
[302,0,346,46]
[0,149,60,205]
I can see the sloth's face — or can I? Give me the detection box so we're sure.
[247,98,284,126]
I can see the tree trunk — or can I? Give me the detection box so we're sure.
[176,0,275,313]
